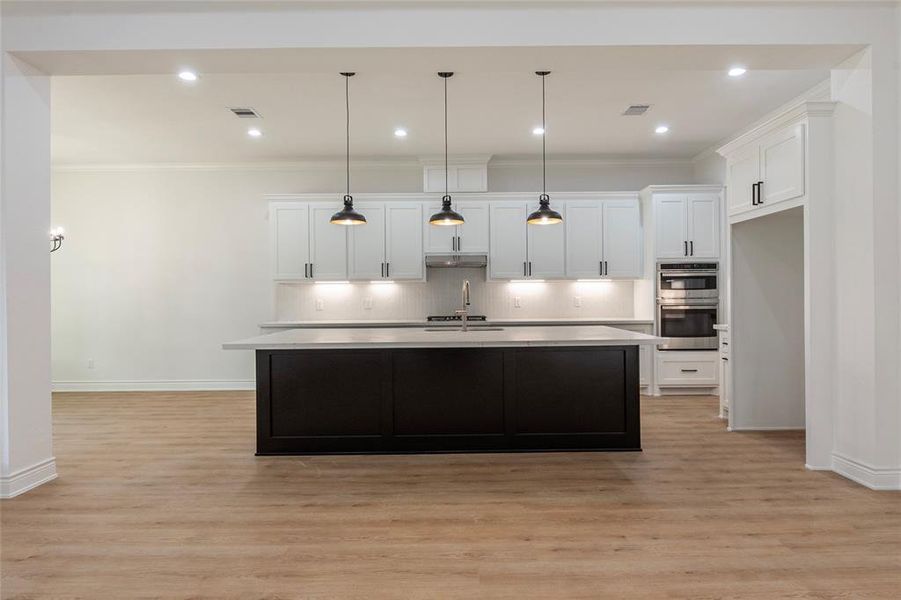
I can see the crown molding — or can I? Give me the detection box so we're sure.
[490,156,693,168]
[52,158,423,173]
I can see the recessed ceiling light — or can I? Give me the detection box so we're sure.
[178,70,198,82]
[655,125,670,135]
[728,66,747,77]
[247,128,262,138]
[532,127,545,136]
[394,128,408,138]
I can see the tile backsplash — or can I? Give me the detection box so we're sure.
[275,268,635,321]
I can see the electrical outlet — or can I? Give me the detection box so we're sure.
[87,358,95,369]
[363,297,373,310]
[315,298,324,311]
[513,296,522,308]
[573,296,582,308]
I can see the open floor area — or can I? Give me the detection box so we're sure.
[2,393,898,599]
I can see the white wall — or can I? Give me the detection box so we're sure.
[51,160,686,390]
[730,207,805,430]
[0,54,56,497]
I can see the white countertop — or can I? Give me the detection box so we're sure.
[259,317,655,329]
[225,325,661,350]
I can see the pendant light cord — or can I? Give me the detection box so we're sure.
[444,74,449,201]
[345,73,350,200]
[541,72,547,199]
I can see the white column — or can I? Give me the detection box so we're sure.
[0,53,55,498]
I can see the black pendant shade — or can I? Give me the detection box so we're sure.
[429,194,465,226]
[529,70,561,225]
[527,193,563,225]
[429,72,465,227]
[331,72,366,226]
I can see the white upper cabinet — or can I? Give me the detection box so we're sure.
[270,202,310,280]
[565,198,642,278]
[490,199,566,280]
[527,200,566,279]
[655,194,689,259]
[602,199,643,277]
[348,203,385,280]
[385,202,424,280]
[565,200,604,278]
[686,195,719,259]
[489,202,529,279]
[423,199,489,254]
[721,111,813,219]
[727,144,760,214]
[423,201,457,253]
[350,202,423,281]
[654,192,719,260]
[422,158,489,193]
[309,204,349,280]
[759,123,805,206]
[456,201,490,253]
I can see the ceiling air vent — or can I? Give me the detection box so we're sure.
[229,107,262,119]
[622,104,651,116]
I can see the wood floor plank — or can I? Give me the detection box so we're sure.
[1,392,898,599]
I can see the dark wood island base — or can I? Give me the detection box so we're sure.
[255,345,640,455]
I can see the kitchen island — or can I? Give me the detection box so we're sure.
[224,325,659,455]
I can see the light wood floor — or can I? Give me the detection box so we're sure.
[2,393,899,599]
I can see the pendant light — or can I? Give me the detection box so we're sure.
[330,72,366,226]
[429,72,465,227]
[527,71,563,225]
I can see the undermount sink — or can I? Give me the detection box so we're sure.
[423,327,505,332]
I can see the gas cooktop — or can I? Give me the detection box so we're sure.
[426,315,488,322]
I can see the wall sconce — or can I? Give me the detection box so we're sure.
[50,227,65,253]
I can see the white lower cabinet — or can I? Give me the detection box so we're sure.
[655,351,719,387]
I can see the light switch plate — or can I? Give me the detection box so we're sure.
[573,296,582,307]
[363,297,373,310]
[315,298,324,311]
[513,296,521,308]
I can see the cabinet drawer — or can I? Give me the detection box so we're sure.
[656,353,719,386]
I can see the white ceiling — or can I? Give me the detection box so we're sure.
[49,45,860,165]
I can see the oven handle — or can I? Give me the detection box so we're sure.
[658,304,719,310]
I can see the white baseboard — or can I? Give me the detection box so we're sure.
[729,425,805,431]
[832,453,901,491]
[53,379,255,392]
[0,458,57,499]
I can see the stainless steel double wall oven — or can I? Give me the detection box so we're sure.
[656,262,719,351]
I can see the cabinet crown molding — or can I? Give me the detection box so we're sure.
[717,101,836,158]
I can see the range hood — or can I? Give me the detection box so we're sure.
[425,254,488,268]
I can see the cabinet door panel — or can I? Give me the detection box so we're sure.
[565,200,604,278]
[654,195,688,259]
[271,203,310,280]
[727,144,760,215]
[309,204,349,280]
[457,201,490,253]
[602,200,642,277]
[348,203,385,280]
[489,202,529,279]
[527,201,566,279]
[385,202,424,280]
[424,201,456,253]
[760,124,805,206]
[687,195,719,259]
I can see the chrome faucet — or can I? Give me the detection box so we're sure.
[455,279,471,331]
